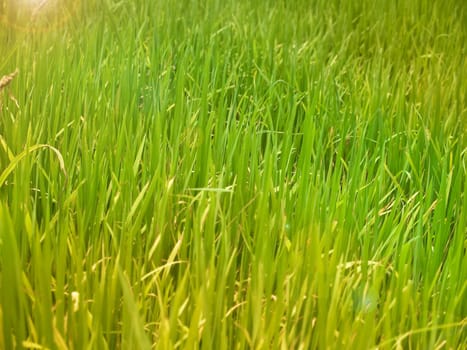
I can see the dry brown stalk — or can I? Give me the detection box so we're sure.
[0,69,19,91]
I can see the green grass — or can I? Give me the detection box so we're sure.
[0,0,466,348]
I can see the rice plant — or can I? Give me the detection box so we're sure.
[0,0,466,348]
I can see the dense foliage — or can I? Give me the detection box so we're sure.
[1,0,465,348]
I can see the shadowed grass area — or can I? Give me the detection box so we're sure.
[0,0,466,348]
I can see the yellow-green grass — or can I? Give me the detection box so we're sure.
[0,0,466,348]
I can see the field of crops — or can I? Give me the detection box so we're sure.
[0,0,466,348]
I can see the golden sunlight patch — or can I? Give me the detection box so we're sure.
[0,0,80,33]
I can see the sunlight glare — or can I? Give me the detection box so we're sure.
[1,0,77,32]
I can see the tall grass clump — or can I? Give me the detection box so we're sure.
[0,0,466,348]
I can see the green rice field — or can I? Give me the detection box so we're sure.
[0,0,466,348]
